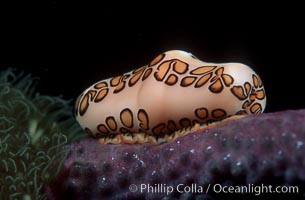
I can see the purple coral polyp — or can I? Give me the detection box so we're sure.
[47,109,305,199]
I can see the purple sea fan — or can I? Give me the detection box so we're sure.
[47,109,305,200]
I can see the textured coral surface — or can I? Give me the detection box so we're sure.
[47,109,305,200]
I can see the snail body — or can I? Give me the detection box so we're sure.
[75,50,266,144]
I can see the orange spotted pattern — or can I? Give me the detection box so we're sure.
[75,57,234,118]
[231,74,266,114]
[77,81,109,116]
[94,108,149,137]
[153,60,234,94]
[75,51,266,142]
[90,105,232,138]
[154,59,189,85]
[147,106,229,137]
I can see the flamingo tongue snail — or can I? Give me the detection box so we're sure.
[74,50,266,144]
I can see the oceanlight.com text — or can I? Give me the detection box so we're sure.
[128,183,299,196]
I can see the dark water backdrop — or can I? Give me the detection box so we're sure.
[1,2,304,113]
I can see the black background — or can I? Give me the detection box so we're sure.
[1,2,304,113]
